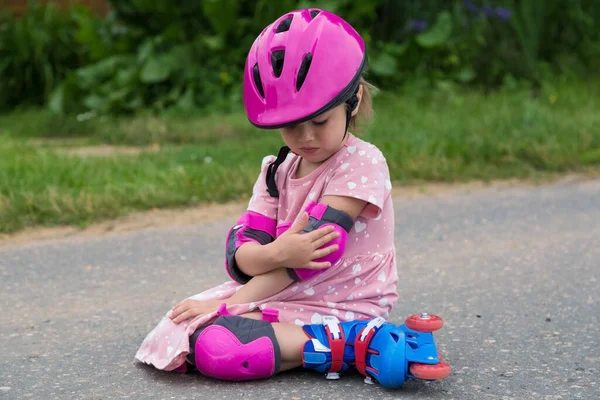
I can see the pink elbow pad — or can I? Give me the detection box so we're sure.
[287,202,353,282]
[225,211,276,284]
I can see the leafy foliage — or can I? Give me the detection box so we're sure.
[1,0,599,114]
[0,2,87,110]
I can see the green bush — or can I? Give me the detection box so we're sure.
[0,2,87,110]
[1,0,599,115]
[49,28,246,115]
[367,0,600,89]
[49,0,309,115]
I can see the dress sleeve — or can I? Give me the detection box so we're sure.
[246,155,279,220]
[321,145,392,219]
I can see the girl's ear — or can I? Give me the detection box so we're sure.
[351,85,364,117]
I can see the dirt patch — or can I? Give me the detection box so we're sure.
[0,172,596,248]
[28,139,161,157]
[0,201,247,247]
[56,143,161,157]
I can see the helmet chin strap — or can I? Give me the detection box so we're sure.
[266,145,291,198]
[266,86,360,198]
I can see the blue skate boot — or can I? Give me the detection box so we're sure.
[301,314,451,388]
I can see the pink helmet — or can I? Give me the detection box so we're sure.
[243,8,367,129]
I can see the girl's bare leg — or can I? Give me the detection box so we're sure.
[241,312,307,371]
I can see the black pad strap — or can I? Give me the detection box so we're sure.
[303,205,354,233]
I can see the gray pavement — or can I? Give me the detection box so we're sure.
[1,177,599,400]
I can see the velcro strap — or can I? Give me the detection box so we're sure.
[304,201,328,219]
[261,308,279,323]
[354,317,385,376]
[239,211,277,236]
[304,201,354,232]
[326,325,345,373]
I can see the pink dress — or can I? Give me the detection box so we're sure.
[135,133,399,371]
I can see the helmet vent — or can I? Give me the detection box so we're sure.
[253,63,265,98]
[309,10,320,19]
[275,16,293,33]
[296,53,313,92]
[271,50,285,78]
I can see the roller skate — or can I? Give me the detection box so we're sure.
[302,313,451,388]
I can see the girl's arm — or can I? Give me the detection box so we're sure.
[169,268,293,324]
[234,241,282,277]
[170,196,365,324]
[235,212,340,277]
[227,267,293,305]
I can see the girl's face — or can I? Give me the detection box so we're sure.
[279,104,347,164]
[280,86,363,165]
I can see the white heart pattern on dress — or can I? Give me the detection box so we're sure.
[311,313,323,324]
[347,182,357,190]
[345,311,355,320]
[341,162,350,170]
[368,195,377,204]
[304,287,315,295]
[361,176,368,184]
[295,319,305,326]
[352,264,362,273]
[348,146,356,154]
[378,271,386,282]
[385,179,392,190]
[379,298,388,307]
[372,158,378,164]
[359,150,366,156]
[308,192,315,200]
[355,221,367,232]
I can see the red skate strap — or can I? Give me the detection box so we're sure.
[354,327,377,376]
[325,325,345,373]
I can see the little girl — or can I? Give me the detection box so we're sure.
[136,8,440,388]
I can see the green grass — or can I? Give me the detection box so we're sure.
[0,107,260,145]
[1,77,599,234]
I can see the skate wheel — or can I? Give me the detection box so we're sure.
[405,313,444,332]
[410,361,451,381]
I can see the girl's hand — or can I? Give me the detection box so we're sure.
[271,211,341,270]
[169,298,224,324]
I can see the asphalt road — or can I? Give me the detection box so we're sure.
[1,177,599,400]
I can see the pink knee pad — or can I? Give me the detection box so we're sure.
[192,316,281,381]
